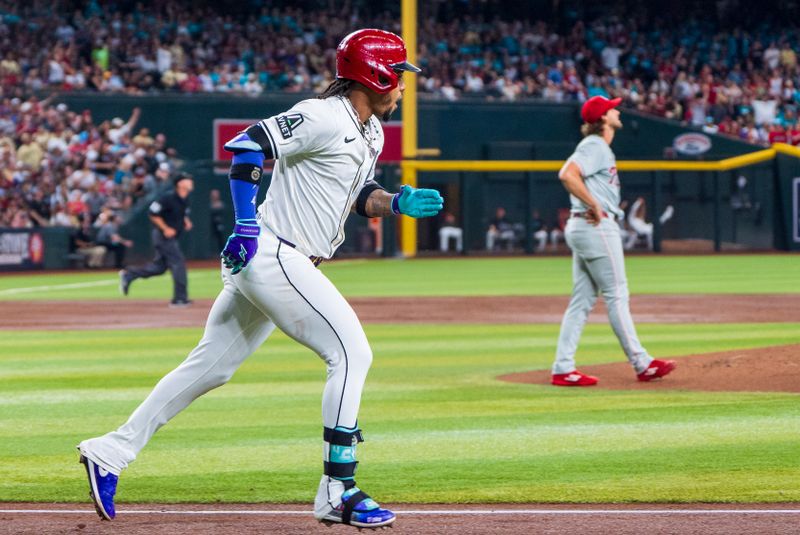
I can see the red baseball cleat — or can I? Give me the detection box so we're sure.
[552,370,599,386]
[637,359,677,382]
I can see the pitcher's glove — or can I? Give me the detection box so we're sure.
[221,219,259,274]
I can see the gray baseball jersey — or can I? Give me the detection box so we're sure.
[565,134,624,220]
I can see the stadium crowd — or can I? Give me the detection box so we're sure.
[1,2,799,145]
[0,94,180,266]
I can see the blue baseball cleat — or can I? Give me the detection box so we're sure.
[79,454,118,520]
[320,486,395,529]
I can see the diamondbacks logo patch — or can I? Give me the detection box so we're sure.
[275,114,304,139]
[250,167,261,182]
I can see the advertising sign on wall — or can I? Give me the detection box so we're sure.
[673,133,712,156]
[0,230,45,270]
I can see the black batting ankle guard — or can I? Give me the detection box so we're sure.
[323,427,364,481]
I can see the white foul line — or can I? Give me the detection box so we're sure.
[1,509,799,515]
[0,279,116,296]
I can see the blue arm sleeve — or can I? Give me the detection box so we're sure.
[228,151,264,221]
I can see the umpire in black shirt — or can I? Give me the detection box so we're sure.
[120,173,194,306]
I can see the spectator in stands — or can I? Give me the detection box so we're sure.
[486,206,517,251]
[438,212,463,253]
[2,1,800,149]
[72,213,106,268]
[96,212,133,269]
[531,209,549,253]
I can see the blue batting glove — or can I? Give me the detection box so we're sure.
[392,185,444,218]
[221,219,259,274]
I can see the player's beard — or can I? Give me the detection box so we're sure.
[381,100,398,122]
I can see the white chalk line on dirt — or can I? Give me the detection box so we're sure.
[0,279,116,296]
[2,509,800,516]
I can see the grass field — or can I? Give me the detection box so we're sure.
[1,255,798,504]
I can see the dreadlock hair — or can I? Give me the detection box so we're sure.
[318,79,354,99]
[580,120,605,138]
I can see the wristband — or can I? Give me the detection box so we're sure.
[391,193,401,215]
[233,219,260,237]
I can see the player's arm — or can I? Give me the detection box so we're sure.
[355,181,444,218]
[558,161,604,226]
[219,123,276,274]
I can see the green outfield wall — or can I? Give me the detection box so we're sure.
[55,94,792,260]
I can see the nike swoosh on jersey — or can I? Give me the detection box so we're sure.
[344,136,356,143]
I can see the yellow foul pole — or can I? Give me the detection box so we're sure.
[401,0,418,256]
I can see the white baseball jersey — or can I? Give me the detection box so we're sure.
[79,94,398,523]
[254,96,384,259]
[566,134,624,220]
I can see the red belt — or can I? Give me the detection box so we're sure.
[278,237,324,267]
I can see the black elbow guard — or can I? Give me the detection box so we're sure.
[229,163,263,185]
[355,182,385,217]
[223,122,277,160]
[244,123,277,159]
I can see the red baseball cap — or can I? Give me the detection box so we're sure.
[581,96,622,123]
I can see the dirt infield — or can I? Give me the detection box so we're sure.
[500,344,800,393]
[3,503,800,534]
[3,294,799,330]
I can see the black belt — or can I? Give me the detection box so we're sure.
[277,237,324,267]
[571,210,616,221]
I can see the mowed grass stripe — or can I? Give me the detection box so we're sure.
[0,323,798,502]
[1,255,798,299]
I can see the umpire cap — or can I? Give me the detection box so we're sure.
[173,171,193,185]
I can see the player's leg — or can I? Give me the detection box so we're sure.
[534,229,547,252]
[552,221,599,385]
[79,276,275,476]
[582,220,652,373]
[624,226,638,250]
[644,223,654,250]
[162,237,188,302]
[454,228,463,251]
[124,230,169,283]
[550,228,563,250]
[235,233,392,527]
[486,228,496,250]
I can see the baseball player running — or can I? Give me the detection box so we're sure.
[550,96,676,387]
[77,29,443,529]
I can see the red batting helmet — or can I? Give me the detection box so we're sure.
[336,29,421,94]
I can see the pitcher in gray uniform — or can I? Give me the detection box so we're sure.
[550,96,676,387]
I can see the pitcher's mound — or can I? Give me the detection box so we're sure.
[499,344,800,393]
